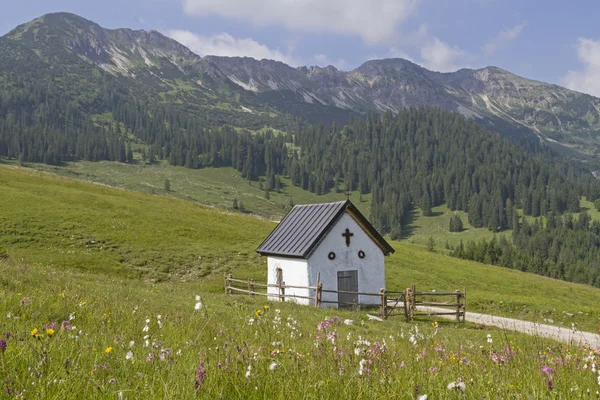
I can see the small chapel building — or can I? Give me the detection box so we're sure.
[256,200,394,308]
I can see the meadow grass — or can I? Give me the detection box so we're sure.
[2,164,600,334]
[11,159,600,249]
[0,259,599,398]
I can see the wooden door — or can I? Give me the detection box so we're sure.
[337,270,358,308]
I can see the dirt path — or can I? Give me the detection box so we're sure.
[417,305,600,349]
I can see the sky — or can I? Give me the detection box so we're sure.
[3,0,600,96]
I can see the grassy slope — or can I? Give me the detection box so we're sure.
[2,259,595,398]
[20,159,600,249]
[1,164,599,333]
[12,160,371,221]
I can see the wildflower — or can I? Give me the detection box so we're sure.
[358,359,368,376]
[409,334,417,346]
[431,321,438,328]
[126,351,134,360]
[157,315,163,329]
[255,310,262,318]
[263,305,269,310]
[447,378,466,392]
[0,340,6,352]
[79,301,86,307]
[344,319,354,325]
[129,340,135,347]
[269,362,279,371]
[19,297,31,307]
[105,347,113,354]
[46,328,55,336]
[195,363,206,389]
[31,328,39,337]
[245,365,252,378]
[195,295,203,311]
[487,334,493,343]
[5,333,10,339]
[418,396,428,400]
[548,380,553,390]
[143,318,150,332]
[541,365,553,376]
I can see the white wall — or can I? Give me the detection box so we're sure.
[267,256,311,305]
[308,212,385,307]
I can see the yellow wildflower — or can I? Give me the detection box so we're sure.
[263,305,269,310]
[46,328,55,336]
[31,328,38,336]
[105,347,113,354]
[255,310,262,317]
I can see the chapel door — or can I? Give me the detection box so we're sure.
[337,270,358,308]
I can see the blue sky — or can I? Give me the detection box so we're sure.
[3,0,600,95]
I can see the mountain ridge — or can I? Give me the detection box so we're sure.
[3,12,600,159]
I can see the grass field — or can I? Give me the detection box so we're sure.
[2,164,600,397]
[1,164,600,333]
[2,259,599,398]
[10,158,600,251]
[10,160,370,221]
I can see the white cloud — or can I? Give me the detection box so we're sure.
[182,0,419,45]
[420,37,468,72]
[484,23,525,56]
[166,30,298,65]
[563,38,600,97]
[313,53,347,70]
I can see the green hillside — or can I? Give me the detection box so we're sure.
[2,164,600,397]
[1,164,599,333]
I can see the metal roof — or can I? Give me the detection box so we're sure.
[256,200,394,258]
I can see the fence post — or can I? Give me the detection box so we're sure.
[250,279,255,297]
[379,288,387,319]
[224,274,228,295]
[463,287,467,323]
[281,281,286,302]
[226,274,233,295]
[410,284,416,320]
[404,288,410,322]
[316,283,322,308]
[455,290,460,323]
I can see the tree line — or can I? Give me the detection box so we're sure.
[451,212,600,288]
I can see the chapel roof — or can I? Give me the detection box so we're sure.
[256,200,395,258]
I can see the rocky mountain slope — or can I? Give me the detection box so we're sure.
[3,12,600,158]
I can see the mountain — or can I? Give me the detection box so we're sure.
[2,12,600,159]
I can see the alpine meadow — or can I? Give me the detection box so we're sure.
[1,8,600,399]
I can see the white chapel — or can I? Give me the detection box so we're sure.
[256,200,394,308]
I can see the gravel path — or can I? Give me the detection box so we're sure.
[417,305,600,349]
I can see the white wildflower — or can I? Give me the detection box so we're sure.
[269,362,279,371]
[245,365,252,378]
[195,295,203,311]
[409,334,417,346]
[418,395,428,400]
[344,319,354,325]
[487,334,493,344]
[129,340,135,347]
[358,359,367,376]
[126,351,134,360]
[448,379,466,392]
[157,315,163,329]
[69,312,76,321]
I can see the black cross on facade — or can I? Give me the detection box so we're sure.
[342,228,353,247]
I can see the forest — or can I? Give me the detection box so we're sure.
[1,79,600,286]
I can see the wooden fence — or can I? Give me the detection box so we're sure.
[224,274,466,323]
